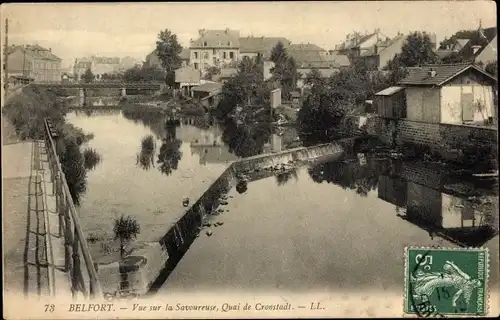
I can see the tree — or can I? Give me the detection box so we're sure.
[270,42,300,99]
[82,68,95,83]
[203,66,220,80]
[391,32,439,68]
[156,29,183,86]
[304,68,325,88]
[485,61,497,77]
[215,57,267,118]
[123,65,165,82]
[113,214,140,258]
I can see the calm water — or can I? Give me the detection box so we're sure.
[66,109,297,262]
[160,156,499,293]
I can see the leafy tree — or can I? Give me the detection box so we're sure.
[60,137,87,205]
[390,32,439,68]
[439,30,484,50]
[156,29,183,86]
[304,68,325,87]
[203,66,221,80]
[485,61,497,77]
[123,65,165,82]
[113,214,141,258]
[82,68,95,83]
[270,42,300,99]
[215,57,267,118]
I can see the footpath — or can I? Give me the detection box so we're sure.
[2,116,70,299]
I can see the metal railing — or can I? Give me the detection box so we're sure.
[43,118,103,299]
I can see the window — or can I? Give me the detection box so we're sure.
[228,41,232,46]
[213,49,216,54]
[223,52,227,59]
[203,52,209,60]
[194,52,198,59]
[203,41,208,47]
[229,52,234,59]
[194,63,199,69]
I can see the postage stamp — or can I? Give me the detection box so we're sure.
[405,247,490,317]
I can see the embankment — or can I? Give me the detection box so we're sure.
[146,137,360,294]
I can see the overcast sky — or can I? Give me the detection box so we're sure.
[2,1,496,68]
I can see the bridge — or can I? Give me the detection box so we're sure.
[32,81,164,91]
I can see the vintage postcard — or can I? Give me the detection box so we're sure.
[1,1,498,319]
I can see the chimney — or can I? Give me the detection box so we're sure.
[49,48,52,52]
[428,68,436,78]
[225,28,229,34]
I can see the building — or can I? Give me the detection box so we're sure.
[6,44,62,82]
[397,63,497,125]
[61,72,75,83]
[73,56,121,81]
[373,86,406,118]
[73,59,93,82]
[475,35,497,67]
[239,36,291,60]
[189,29,240,73]
[354,34,407,70]
[120,56,138,71]
[145,48,190,69]
[174,66,201,96]
[439,25,497,65]
[216,67,238,83]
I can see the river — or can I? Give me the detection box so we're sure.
[66,109,297,263]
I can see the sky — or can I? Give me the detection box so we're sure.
[2,1,497,69]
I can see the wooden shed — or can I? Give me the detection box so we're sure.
[374,86,406,119]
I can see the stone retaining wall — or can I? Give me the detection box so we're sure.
[147,138,355,292]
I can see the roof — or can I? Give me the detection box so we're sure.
[398,63,497,86]
[289,43,325,52]
[456,38,470,48]
[180,48,190,60]
[192,82,223,93]
[375,86,405,96]
[7,44,61,61]
[190,29,240,48]
[436,49,456,60]
[220,68,238,78]
[239,37,291,57]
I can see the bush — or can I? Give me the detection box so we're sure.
[83,148,102,171]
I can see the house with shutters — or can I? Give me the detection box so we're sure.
[377,63,497,126]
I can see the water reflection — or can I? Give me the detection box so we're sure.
[157,123,183,176]
[137,135,156,171]
[309,155,498,247]
[275,169,299,186]
[220,117,272,158]
[308,155,393,196]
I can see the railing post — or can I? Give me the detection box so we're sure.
[72,226,81,297]
[64,203,72,273]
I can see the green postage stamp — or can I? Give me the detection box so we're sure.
[405,247,489,316]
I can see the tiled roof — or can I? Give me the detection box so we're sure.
[192,82,223,93]
[190,29,240,48]
[7,44,61,61]
[289,43,325,52]
[75,61,92,69]
[398,63,497,86]
[239,36,291,57]
[375,86,405,96]
[344,33,377,49]
[436,49,456,60]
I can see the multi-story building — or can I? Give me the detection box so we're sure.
[73,56,127,81]
[239,36,291,60]
[6,44,62,82]
[189,29,240,73]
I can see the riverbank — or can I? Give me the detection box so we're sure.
[2,85,95,205]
